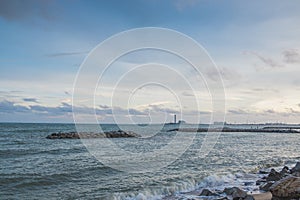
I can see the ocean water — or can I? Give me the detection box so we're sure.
[0,123,300,199]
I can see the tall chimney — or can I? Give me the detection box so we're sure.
[174,114,176,124]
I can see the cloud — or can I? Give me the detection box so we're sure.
[182,91,194,97]
[205,66,241,81]
[46,51,88,57]
[251,88,279,93]
[2,99,300,123]
[287,108,300,115]
[244,51,283,68]
[174,0,200,11]
[23,98,38,103]
[227,109,248,115]
[264,109,275,114]
[0,0,57,22]
[282,49,300,63]
[30,103,72,114]
[0,100,30,113]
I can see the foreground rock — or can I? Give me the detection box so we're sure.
[173,162,300,200]
[291,162,300,176]
[251,192,272,200]
[199,189,217,196]
[223,187,254,200]
[46,130,140,139]
[270,176,300,199]
[266,168,283,181]
[256,162,300,200]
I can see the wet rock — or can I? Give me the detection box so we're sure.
[216,197,229,200]
[46,130,140,139]
[251,192,272,200]
[243,195,255,200]
[280,166,289,175]
[291,162,300,175]
[224,187,247,199]
[244,181,254,186]
[256,178,266,185]
[266,169,282,181]
[270,176,300,199]
[46,132,80,139]
[259,168,270,174]
[259,182,273,191]
[199,189,216,196]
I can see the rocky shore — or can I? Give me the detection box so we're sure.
[46,130,140,139]
[167,127,300,133]
[169,162,300,200]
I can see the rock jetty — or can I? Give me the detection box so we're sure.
[46,130,140,139]
[167,127,300,133]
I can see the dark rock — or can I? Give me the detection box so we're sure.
[266,169,282,181]
[259,168,271,174]
[280,166,289,175]
[279,166,290,177]
[223,187,234,195]
[256,178,267,185]
[243,195,255,200]
[199,189,216,196]
[291,162,300,175]
[259,182,274,191]
[224,187,247,199]
[46,130,140,139]
[270,176,300,199]
[216,197,229,200]
[244,181,254,186]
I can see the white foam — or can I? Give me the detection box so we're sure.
[113,172,261,200]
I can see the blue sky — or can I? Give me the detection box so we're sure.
[1,0,300,123]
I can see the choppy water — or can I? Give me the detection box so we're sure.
[0,123,300,199]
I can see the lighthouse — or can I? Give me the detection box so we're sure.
[174,114,177,124]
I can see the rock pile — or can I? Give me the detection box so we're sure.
[46,130,140,139]
[181,162,300,200]
[257,162,300,200]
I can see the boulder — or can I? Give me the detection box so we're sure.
[224,187,247,199]
[199,189,216,196]
[280,166,289,175]
[291,162,300,175]
[270,176,300,199]
[243,195,255,200]
[266,169,282,181]
[256,178,266,185]
[259,182,274,191]
[251,192,272,200]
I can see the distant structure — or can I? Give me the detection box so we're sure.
[213,121,228,126]
[164,114,186,125]
[178,120,186,124]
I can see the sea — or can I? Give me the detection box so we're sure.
[1,123,300,199]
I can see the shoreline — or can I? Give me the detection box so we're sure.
[161,162,300,200]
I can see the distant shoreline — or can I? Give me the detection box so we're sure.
[167,127,300,133]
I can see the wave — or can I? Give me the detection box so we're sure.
[111,172,260,200]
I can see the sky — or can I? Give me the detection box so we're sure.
[0,0,300,123]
